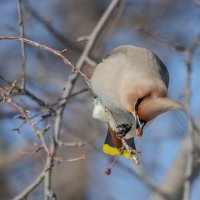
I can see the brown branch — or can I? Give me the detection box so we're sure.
[22,89,52,108]
[56,88,89,105]
[17,0,26,89]
[0,36,90,84]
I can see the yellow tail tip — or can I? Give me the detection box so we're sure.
[103,144,133,159]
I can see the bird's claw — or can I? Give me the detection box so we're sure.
[116,124,132,138]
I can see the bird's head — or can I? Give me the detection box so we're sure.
[127,96,184,136]
[136,96,184,122]
[131,96,184,122]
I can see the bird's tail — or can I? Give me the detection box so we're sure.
[102,126,135,159]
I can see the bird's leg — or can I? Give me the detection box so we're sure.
[105,108,132,138]
[116,124,140,160]
[105,108,139,162]
[116,124,132,138]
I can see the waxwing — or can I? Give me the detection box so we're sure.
[91,45,183,159]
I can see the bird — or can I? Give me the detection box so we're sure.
[90,45,183,159]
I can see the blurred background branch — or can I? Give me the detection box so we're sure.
[0,0,200,200]
[17,0,26,90]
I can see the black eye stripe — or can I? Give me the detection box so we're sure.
[134,98,144,111]
[134,98,147,125]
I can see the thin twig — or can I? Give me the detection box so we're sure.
[56,140,85,148]
[11,170,45,200]
[136,27,186,51]
[67,154,86,162]
[0,74,56,121]
[0,81,49,154]
[0,74,10,85]
[17,0,26,89]
[56,88,89,103]
[0,36,90,84]
[0,74,51,108]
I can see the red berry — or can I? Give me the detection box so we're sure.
[135,128,143,137]
[104,168,111,175]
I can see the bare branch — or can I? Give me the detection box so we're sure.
[0,36,90,84]
[0,81,49,154]
[136,27,186,51]
[11,170,45,200]
[17,0,26,89]
[56,88,89,103]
